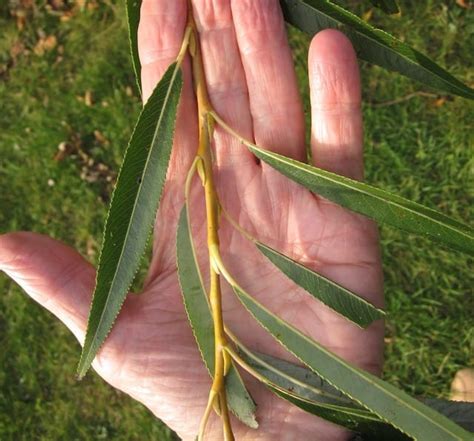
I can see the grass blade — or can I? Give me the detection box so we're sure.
[77,63,182,378]
[176,206,258,428]
[279,0,474,99]
[256,242,385,327]
[232,284,472,440]
[369,0,399,15]
[249,146,474,256]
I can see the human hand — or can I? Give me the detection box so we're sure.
[0,1,384,440]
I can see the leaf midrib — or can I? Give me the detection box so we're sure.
[83,63,181,362]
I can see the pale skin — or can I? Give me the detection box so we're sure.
[0,1,384,440]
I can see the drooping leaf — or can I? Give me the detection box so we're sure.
[77,63,182,378]
[249,146,474,256]
[176,206,258,428]
[234,344,474,439]
[232,284,472,440]
[126,0,143,94]
[242,350,407,440]
[279,0,474,99]
[256,242,384,327]
[369,0,399,15]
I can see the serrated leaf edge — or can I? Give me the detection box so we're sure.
[77,63,183,377]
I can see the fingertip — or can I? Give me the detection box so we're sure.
[0,232,94,342]
[309,29,358,67]
[309,29,360,105]
[308,29,364,180]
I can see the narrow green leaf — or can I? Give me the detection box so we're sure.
[230,332,403,437]
[236,349,412,440]
[369,0,399,15]
[249,146,474,256]
[236,346,474,439]
[126,0,143,94]
[279,0,474,99]
[77,63,182,378]
[242,350,355,406]
[256,242,384,327]
[232,284,472,440]
[176,206,258,428]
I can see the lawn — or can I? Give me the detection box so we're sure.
[0,1,472,440]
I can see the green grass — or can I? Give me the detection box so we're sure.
[0,0,472,439]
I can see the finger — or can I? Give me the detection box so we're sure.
[191,0,258,173]
[138,0,197,179]
[231,0,305,161]
[139,0,187,103]
[309,30,364,180]
[0,232,93,343]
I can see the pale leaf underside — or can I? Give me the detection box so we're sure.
[176,206,258,428]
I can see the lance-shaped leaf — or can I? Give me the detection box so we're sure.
[233,342,474,439]
[77,63,182,378]
[231,284,472,440]
[279,0,474,99]
[126,0,143,93]
[256,242,385,327]
[369,0,399,15]
[234,347,411,440]
[176,206,258,428]
[249,146,474,256]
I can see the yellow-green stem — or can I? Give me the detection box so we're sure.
[187,6,234,440]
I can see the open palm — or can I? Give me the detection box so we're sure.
[0,1,384,440]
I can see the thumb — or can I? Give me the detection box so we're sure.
[0,232,94,344]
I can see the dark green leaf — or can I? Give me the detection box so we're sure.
[232,284,472,440]
[126,0,142,94]
[256,242,385,327]
[422,399,474,433]
[77,63,182,378]
[176,206,258,428]
[369,0,399,15]
[279,0,474,99]
[236,349,412,440]
[249,146,474,256]
[235,346,474,439]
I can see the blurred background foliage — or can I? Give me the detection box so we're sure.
[0,0,472,439]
